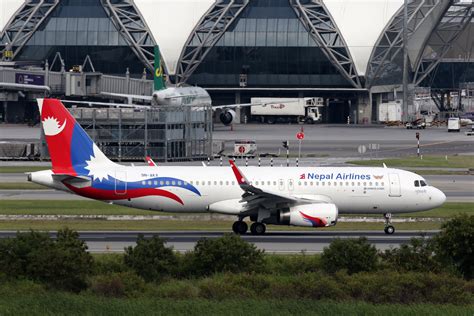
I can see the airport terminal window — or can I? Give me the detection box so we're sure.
[187,0,351,87]
[16,0,149,76]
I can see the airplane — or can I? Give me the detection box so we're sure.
[63,46,301,126]
[28,98,447,235]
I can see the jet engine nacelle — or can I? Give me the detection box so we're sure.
[220,109,236,125]
[279,204,338,227]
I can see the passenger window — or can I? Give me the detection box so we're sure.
[304,181,307,186]
[178,181,182,186]
[220,181,223,185]
[345,182,349,186]
[141,181,146,185]
[214,181,217,185]
[160,181,164,185]
[375,182,379,186]
[351,182,355,186]
[298,181,302,186]
[232,181,235,185]
[196,181,199,185]
[334,182,337,186]
[208,181,211,185]
[381,182,384,186]
[148,181,152,185]
[273,181,277,186]
[322,182,325,186]
[171,181,176,185]
[369,182,372,186]
[226,181,229,185]
[414,180,419,187]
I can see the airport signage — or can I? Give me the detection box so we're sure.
[15,73,45,86]
[296,132,304,140]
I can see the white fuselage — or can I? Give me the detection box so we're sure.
[30,166,446,215]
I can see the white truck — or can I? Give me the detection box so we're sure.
[250,97,323,124]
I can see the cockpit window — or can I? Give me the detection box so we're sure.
[420,180,427,187]
[414,180,419,187]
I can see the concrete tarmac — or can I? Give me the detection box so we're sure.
[0,230,438,253]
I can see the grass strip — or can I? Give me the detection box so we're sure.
[0,166,50,173]
[348,155,474,169]
[0,200,471,218]
[0,182,47,190]
[0,296,472,316]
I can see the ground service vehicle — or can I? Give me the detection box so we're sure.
[448,117,461,132]
[250,97,322,124]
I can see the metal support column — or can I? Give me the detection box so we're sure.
[176,0,250,85]
[290,0,362,88]
[0,0,60,59]
[101,0,158,75]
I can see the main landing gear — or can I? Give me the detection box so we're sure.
[383,213,395,235]
[232,221,266,235]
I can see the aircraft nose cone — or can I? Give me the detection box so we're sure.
[432,188,446,207]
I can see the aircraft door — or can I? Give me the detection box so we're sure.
[115,170,127,195]
[388,173,401,197]
[288,179,294,192]
[278,179,285,191]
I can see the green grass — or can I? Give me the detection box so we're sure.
[348,155,474,169]
[0,219,444,231]
[0,200,470,218]
[0,200,158,216]
[408,169,471,175]
[0,182,47,190]
[0,166,50,173]
[0,295,471,316]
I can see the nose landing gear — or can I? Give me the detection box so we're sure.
[383,213,395,234]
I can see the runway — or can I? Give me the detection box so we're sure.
[0,230,438,253]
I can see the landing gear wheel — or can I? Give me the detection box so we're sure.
[383,213,395,234]
[250,222,266,235]
[232,221,248,235]
[384,225,395,235]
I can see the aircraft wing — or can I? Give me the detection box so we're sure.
[146,156,157,167]
[228,160,330,213]
[101,92,153,101]
[62,100,151,109]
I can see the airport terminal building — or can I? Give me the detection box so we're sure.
[0,0,473,125]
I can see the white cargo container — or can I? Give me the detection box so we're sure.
[250,97,323,124]
[379,101,402,122]
[448,117,460,132]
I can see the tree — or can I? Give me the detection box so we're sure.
[380,237,444,273]
[124,235,177,282]
[190,234,264,276]
[433,214,474,279]
[0,228,93,292]
[321,237,378,274]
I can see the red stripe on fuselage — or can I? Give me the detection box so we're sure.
[64,183,184,205]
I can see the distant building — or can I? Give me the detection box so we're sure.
[0,0,473,124]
